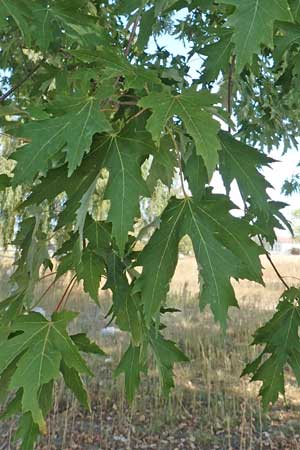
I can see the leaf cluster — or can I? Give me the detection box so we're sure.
[0,1,299,447]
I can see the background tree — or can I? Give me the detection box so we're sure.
[291,208,300,238]
[0,1,300,448]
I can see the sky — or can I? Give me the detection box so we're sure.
[147,22,300,220]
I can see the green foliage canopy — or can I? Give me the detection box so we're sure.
[0,1,300,448]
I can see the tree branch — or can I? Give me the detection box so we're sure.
[258,235,290,290]
[227,55,235,132]
[62,277,77,310]
[124,16,140,57]
[55,275,77,312]
[0,62,43,103]
[32,278,57,309]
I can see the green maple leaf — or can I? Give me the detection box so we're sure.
[30,1,108,51]
[9,343,60,432]
[71,333,106,355]
[25,142,107,234]
[54,233,83,281]
[200,30,234,83]
[114,344,143,402]
[253,290,300,347]
[183,148,208,200]
[0,311,92,432]
[184,199,240,329]
[139,87,221,177]
[77,247,105,305]
[62,97,111,175]
[23,165,69,207]
[11,382,53,450]
[103,251,131,312]
[12,119,67,186]
[245,199,293,245]
[115,327,188,400]
[136,7,155,50]
[0,0,31,44]
[149,330,189,395]
[15,413,39,450]
[274,22,300,61]
[146,137,176,190]
[134,198,186,324]
[114,293,143,345]
[9,216,50,304]
[290,0,300,21]
[243,288,300,408]
[84,217,112,255]
[0,389,23,421]
[71,48,161,89]
[31,4,56,51]
[219,131,274,212]
[12,96,111,185]
[136,195,262,328]
[60,361,90,411]
[54,1,110,45]
[74,178,97,239]
[0,293,24,325]
[251,353,286,408]
[221,0,294,71]
[193,193,264,283]
[100,124,153,255]
[0,359,19,405]
[288,348,300,385]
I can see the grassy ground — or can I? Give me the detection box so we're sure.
[1,255,300,449]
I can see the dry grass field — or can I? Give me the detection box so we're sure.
[1,254,300,449]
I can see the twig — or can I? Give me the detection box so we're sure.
[39,272,57,281]
[62,277,77,310]
[0,62,43,103]
[227,55,236,133]
[112,15,140,90]
[125,107,146,124]
[100,100,138,113]
[124,15,140,57]
[242,198,290,290]
[258,235,290,290]
[55,275,77,312]
[32,278,57,309]
[118,100,138,106]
